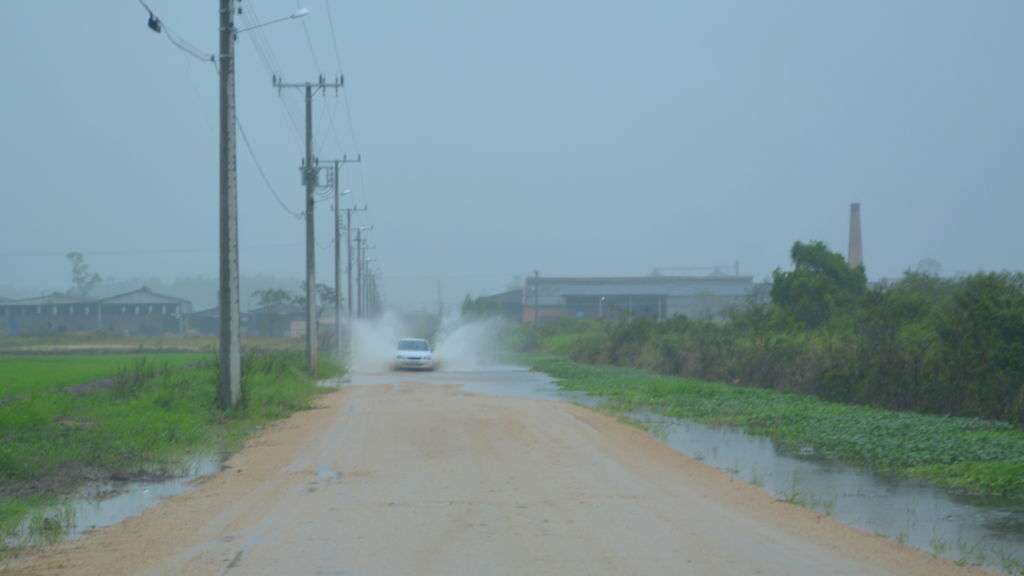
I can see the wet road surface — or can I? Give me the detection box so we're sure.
[1,369,994,575]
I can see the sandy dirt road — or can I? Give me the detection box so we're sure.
[2,369,992,576]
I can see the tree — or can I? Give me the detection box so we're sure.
[252,288,295,307]
[292,283,336,307]
[915,258,942,277]
[66,252,101,296]
[770,241,867,327]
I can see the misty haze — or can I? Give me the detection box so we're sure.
[1,1,1023,575]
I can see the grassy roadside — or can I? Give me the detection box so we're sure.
[0,350,343,551]
[525,354,1024,500]
[0,334,307,354]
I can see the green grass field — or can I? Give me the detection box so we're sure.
[0,350,342,550]
[0,354,201,398]
[527,355,1024,500]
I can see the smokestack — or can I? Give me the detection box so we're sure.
[848,202,863,269]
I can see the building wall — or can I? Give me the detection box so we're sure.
[98,303,186,335]
[0,301,188,336]
[2,303,102,336]
[522,276,754,322]
[665,293,748,319]
[522,306,566,323]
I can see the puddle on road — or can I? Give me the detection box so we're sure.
[354,365,1024,573]
[6,458,221,548]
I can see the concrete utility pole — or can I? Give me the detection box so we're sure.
[333,160,342,357]
[343,206,367,322]
[361,243,376,317]
[217,0,241,408]
[273,75,343,376]
[317,155,360,359]
[356,229,364,318]
[352,226,372,318]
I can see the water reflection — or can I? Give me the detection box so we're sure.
[7,457,220,547]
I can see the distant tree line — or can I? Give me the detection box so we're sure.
[511,241,1024,427]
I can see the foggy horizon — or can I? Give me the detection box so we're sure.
[3,1,1022,310]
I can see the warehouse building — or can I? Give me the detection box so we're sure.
[0,287,192,336]
[522,275,754,322]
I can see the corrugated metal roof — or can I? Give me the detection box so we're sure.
[4,293,94,306]
[101,287,188,305]
[476,289,523,304]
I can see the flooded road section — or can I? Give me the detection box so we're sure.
[4,367,983,575]
[373,366,1024,574]
[2,366,1011,575]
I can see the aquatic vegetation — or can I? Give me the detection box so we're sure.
[526,355,1024,500]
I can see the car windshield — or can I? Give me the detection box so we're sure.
[398,339,429,351]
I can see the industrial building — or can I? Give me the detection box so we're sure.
[0,287,192,336]
[522,275,754,322]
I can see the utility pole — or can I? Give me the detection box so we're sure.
[343,206,367,322]
[273,75,343,376]
[333,160,342,358]
[317,155,361,359]
[217,0,241,408]
[352,226,372,318]
[360,241,376,317]
[355,228,363,319]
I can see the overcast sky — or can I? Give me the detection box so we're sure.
[2,0,1022,309]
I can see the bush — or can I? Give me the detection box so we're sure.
[508,244,1024,427]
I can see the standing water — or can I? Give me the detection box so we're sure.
[6,457,221,548]
[368,362,1024,574]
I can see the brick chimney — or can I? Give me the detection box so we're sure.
[848,202,863,269]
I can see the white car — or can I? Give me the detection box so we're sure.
[393,338,437,371]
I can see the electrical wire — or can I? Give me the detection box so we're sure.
[137,0,215,64]
[164,23,215,63]
[297,0,322,73]
[323,0,362,154]
[240,3,305,152]
[321,0,368,214]
[135,1,345,225]
[237,116,305,219]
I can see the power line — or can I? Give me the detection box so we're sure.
[137,3,303,222]
[297,0,321,73]
[323,0,361,154]
[137,1,216,64]
[320,0,367,215]
[240,2,305,151]
[236,116,304,219]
